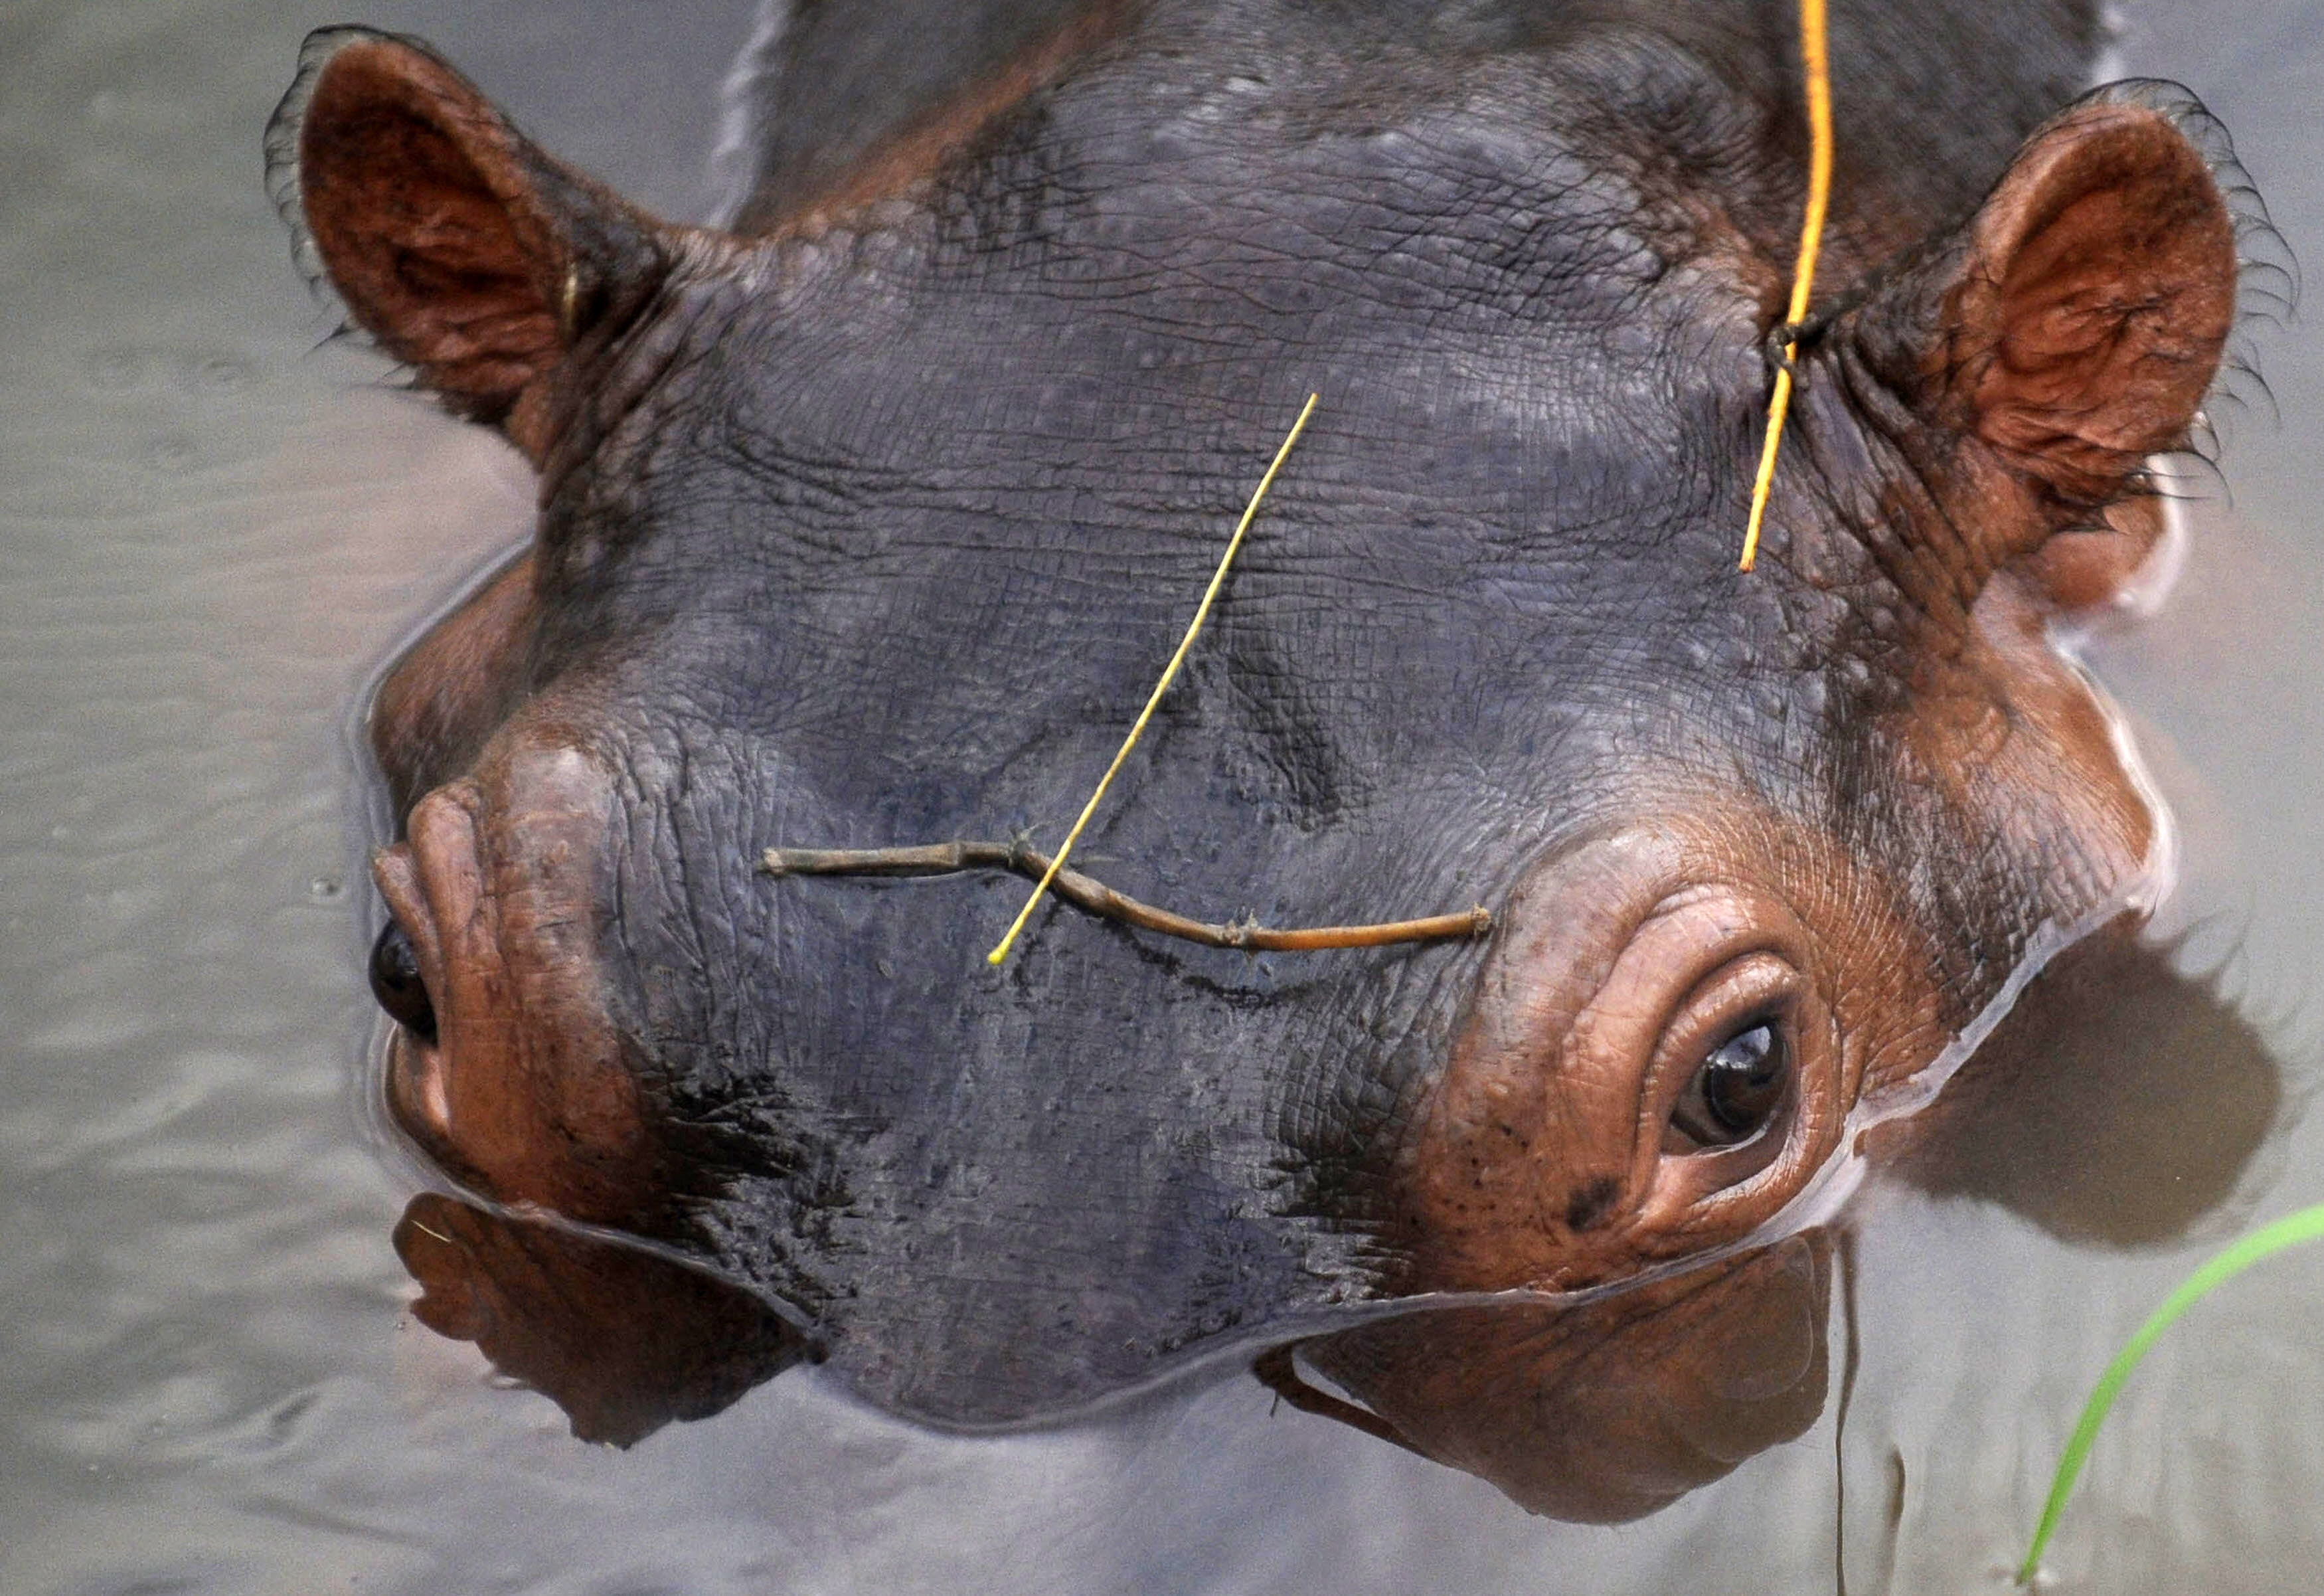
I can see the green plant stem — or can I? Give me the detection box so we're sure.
[2019,1200,2324,1583]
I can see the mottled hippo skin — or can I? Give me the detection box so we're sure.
[273,0,2243,1431]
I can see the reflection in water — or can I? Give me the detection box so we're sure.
[1270,1235,1832,1524]
[394,1193,809,1447]
[397,922,2283,1516]
[1878,922,2282,1247]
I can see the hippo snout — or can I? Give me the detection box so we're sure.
[368,735,657,1227]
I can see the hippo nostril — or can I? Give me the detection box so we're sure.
[369,919,438,1044]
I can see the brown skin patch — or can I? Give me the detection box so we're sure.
[372,722,659,1227]
[395,1192,804,1446]
[2020,493,2169,613]
[1297,1231,1833,1523]
[1397,804,1948,1296]
[1868,563,2157,970]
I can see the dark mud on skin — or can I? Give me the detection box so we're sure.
[5,3,2324,1593]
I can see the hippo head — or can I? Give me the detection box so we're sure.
[273,4,2242,1415]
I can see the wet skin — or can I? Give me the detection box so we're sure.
[394,927,2280,1517]
[274,0,2246,1425]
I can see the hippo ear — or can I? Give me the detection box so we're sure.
[1841,92,2239,569]
[267,29,671,458]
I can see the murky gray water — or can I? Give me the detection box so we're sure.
[5,3,2324,1591]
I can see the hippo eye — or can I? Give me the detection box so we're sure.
[369,920,438,1044]
[1669,1021,1787,1148]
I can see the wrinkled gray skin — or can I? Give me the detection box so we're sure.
[277,0,2246,1425]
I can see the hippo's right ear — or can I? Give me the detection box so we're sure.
[266,29,672,459]
[1837,87,2242,592]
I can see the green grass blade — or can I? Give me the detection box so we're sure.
[2018,1200,2324,1583]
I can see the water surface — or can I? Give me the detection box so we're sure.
[5,3,2324,1591]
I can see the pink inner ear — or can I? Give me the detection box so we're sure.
[1962,108,2238,505]
[298,44,564,420]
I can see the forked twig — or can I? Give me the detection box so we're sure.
[760,842,1491,952]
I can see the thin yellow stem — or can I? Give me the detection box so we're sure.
[986,393,1320,966]
[1739,0,1833,573]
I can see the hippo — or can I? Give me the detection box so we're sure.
[270,0,2253,1451]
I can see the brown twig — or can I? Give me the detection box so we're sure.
[759,841,1491,952]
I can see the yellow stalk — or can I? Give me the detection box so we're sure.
[1739,0,1833,573]
[986,393,1320,966]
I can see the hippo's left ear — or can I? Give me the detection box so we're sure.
[1838,90,2239,581]
[267,28,673,460]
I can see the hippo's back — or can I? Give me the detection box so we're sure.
[718,0,2104,252]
